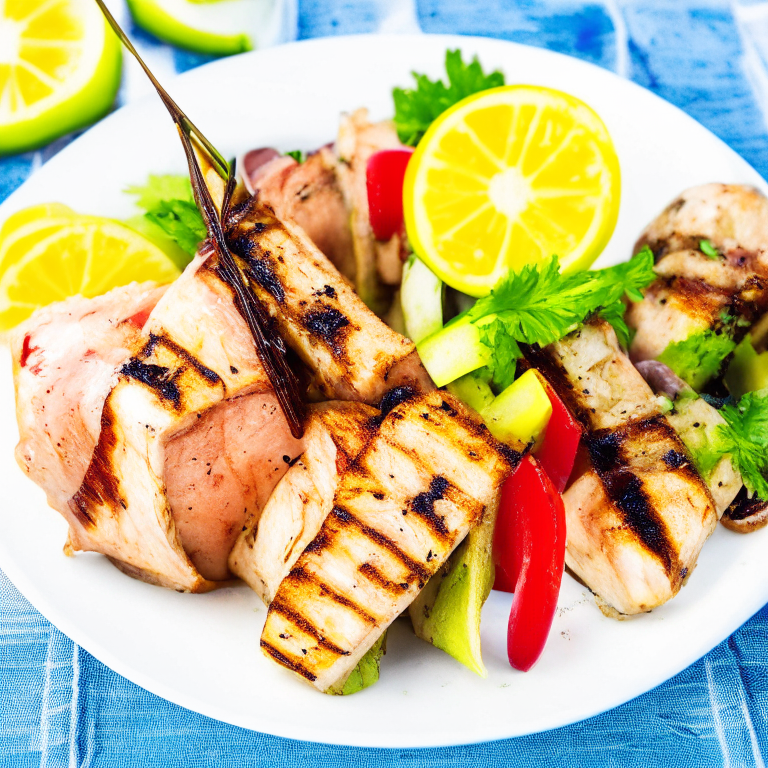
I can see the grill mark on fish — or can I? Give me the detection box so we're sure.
[585,417,681,574]
[301,306,351,356]
[260,640,317,682]
[662,449,687,469]
[330,505,430,583]
[228,234,286,303]
[313,285,337,299]
[358,562,410,594]
[409,476,450,538]
[287,564,378,624]
[121,359,182,406]
[269,596,350,656]
[70,399,124,527]
[143,333,222,385]
[120,333,223,409]
[378,386,416,418]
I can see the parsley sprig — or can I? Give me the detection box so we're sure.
[467,246,655,345]
[459,248,656,390]
[691,389,768,499]
[126,174,207,258]
[393,50,505,146]
[657,329,736,391]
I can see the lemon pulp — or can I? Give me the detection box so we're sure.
[403,85,621,296]
[0,207,180,331]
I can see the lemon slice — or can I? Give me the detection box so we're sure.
[0,0,122,156]
[0,203,77,273]
[403,85,621,297]
[0,215,180,330]
[126,0,268,55]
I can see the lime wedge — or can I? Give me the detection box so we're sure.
[0,0,122,156]
[126,0,273,55]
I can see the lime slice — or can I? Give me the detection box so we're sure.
[0,215,180,330]
[403,85,621,297]
[126,0,269,55]
[0,0,122,156]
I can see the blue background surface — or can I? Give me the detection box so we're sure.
[3,1,768,765]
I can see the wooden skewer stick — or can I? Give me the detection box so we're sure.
[94,0,305,438]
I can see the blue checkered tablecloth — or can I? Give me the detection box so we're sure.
[3,1,768,765]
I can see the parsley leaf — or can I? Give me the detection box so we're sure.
[477,317,522,392]
[466,246,656,350]
[699,239,720,260]
[126,174,206,258]
[690,389,768,499]
[393,49,505,146]
[286,150,305,164]
[657,329,736,391]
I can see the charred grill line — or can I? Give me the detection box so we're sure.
[269,597,350,656]
[409,476,450,538]
[287,564,378,624]
[142,333,222,386]
[70,400,125,527]
[121,333,225,408]
[260,640,318,682]
[330,505,430,583]
[377,386,416,419]
[358,562,410,594]
[228,235,286,303]
[301,307,351,356]
[120,359,181,407]
[585,417,679,574]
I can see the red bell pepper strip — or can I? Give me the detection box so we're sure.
[494,380,578,592]
[366,148,414,240]
[493,456,566,671]
[534,381,582,493]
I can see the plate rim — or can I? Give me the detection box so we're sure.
[1,31,767,748]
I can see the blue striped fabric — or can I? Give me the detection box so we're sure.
[3,1,768,765]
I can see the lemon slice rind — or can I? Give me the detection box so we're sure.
[404,85,621,297]
[0,215,180,331]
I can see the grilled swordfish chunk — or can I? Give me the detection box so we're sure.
[527,320,717,617]
[241,109,407,314]
[229,400,377,604]
[13,257,305,591]
[13,282,167,513]
[260,390,521,693]
[627,184,768,376]
[240,146,357,282]
[226,198,432,403]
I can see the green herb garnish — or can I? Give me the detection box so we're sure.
[286,150,305,164]
[657,329,736,391]
[477,317,522,392]
[699,239,720,260]
[393,50,505,146]
[690,389,768,499]
[465,246,656,352]
[126,174,207,257]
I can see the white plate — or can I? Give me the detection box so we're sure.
[1,34,767,749]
